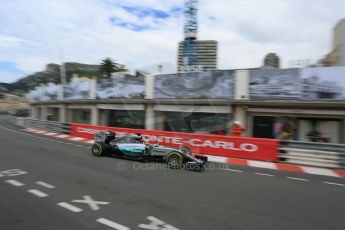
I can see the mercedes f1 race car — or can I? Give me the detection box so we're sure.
[91,131,208,172]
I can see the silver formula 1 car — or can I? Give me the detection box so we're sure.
[91,131,207,172]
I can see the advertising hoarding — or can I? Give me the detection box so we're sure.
[27,84,59,102]
[249,68,300,99]
[96,75,144,99]
[63,81,91,100]
[71,123,278,162]
[154,70,235,99]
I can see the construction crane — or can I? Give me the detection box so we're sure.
[181,0,200,72]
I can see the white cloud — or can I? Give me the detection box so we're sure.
[0,0,344,82]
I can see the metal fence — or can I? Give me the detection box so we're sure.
[16,117,71,134]
[280,141,345,169]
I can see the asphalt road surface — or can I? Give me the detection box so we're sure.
[0,116,345,230]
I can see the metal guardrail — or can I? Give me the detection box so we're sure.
[280,140,345,169]
[16,117,71,134]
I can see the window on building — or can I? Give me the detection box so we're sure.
[108,110,145,129]
[164,112,230,134]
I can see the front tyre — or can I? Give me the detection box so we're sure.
[92,143,106,157]
[167,152,183,169]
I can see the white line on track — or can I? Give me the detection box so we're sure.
[96,218,130,230]
[36,181,56,189]
[286,177,310,181]
[323,182,345,187]
[223,169,243,173]
[57,202,83,212]
[27,189,49,197]
[6,180,25,186]
[254,173,274,177]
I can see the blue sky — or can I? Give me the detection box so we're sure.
[0,61,25,83]
[0,0,345,83]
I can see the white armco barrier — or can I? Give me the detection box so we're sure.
[280,141,345,169]
[16,117,71,134]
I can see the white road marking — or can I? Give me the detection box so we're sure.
[0,169,28,177]
[36,181,56,189]
[301,166,339,177]
[28,189,49,197]
[85,140,95,144]
[69,137,84,141]
[57,202,83,212]
[254,173,274,177]
[223,169,243,173]
[138,216,179,230]
[6,180,25,186]
[96,218,130,230]
[287,177,310,181]
[56,134,69,138]
[72,195,109,211]
[323,182,345,187]
[248,161,277,170]
[3,125,345,187]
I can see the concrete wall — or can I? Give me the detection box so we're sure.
[235,70,249,100]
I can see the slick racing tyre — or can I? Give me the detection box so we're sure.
[92,142,107,157]
[167,152,183,169]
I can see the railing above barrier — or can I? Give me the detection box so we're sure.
[280,140,345,169]
[16,117,71,134]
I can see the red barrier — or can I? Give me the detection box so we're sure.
[71,123,279,162]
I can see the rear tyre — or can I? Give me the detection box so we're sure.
[167,152,183,169]
[92,142,106,157]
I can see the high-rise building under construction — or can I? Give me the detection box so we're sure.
[177,0,218,72]
[178,40,218,72]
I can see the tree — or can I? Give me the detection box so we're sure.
[99,58,127,78]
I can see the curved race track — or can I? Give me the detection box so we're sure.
[0,116,344,230]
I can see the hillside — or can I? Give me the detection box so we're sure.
[0,62,102,95]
